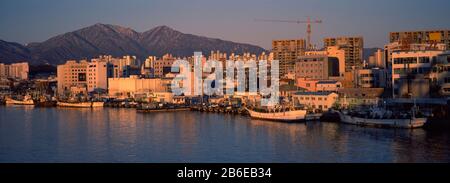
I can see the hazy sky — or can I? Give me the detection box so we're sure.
[1,0,449,49]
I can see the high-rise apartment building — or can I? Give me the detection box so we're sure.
[324,37,364,72]
[272,39,306,77]
[390,30,450,49]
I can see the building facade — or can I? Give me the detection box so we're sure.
[324,37,364,72]
[390,30,450,50]
[0,62,29,80]
[293,92,338,112]
[295,55,340,80]
[272,39,306,77]
[356,68,387,88]
[391,50,444,98]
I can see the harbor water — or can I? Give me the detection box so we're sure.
[1,106,449,163]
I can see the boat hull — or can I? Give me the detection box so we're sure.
[57,102,93,108]
[247,109,307,122]
[5,99,34,105]
[336,111,427,129]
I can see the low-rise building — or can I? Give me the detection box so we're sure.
[108,76,170,98]
[337,88,384,107]
[293,92,338,112]
[316,80,342,92]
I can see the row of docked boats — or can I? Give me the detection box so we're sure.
[245,104,428,129]
[3,95,104,108]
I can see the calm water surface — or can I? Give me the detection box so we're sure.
[1,106,449,163]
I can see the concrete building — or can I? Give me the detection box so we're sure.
[153,54,177,77]
[0,62,29,80]
[87,60,114,92]
[324,37,364,72]
[316,80,342,92]
[57,60,89,94]
[306,46,346,77]
[338,88,384,107]
[99,55,138,78]
[141,56,157,77]
[293,92,338,112]
[368,49,385,68]
[272,39,306,77]
[429,52,450,96]
[356,68,387,88]
[57,59,113,94]
[391,50,444,98]
[295,55,340,80]
[390,30,450,50]
[108,76,170,98]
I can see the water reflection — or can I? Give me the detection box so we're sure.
[0,106,449,163]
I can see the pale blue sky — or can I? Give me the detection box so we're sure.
[1,0,449,49]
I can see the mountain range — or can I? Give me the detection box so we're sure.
[0,23,266,65]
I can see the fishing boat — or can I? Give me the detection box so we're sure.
[335,107,427,129]
[57,101,93,108]
[137,103,189,112]
[5,95,34,105]
[246,107,307,122]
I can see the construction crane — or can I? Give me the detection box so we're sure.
[255,17,322,50]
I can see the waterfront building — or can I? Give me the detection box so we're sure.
[429,52,450,96]
[338,88,385,107]
[272,39,306,77]
[0,62,29,80]
[293,91,338,112]
[57,59,114,95]
[391,50,444,98]
[108,76,170,98]
[57,60,89,95]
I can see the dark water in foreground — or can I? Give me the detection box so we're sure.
[1,106,449,163]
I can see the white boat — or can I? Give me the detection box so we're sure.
[246,107,307,122]
[57,101,93,108]
[5,95,34,105]
[335,109,427,129]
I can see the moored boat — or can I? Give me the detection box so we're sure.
[334,107,427,129]
[57,101,93,108]
[246,107,307,122]
[5,95,34,105]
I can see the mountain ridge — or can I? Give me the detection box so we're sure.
[0,23,266,65]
